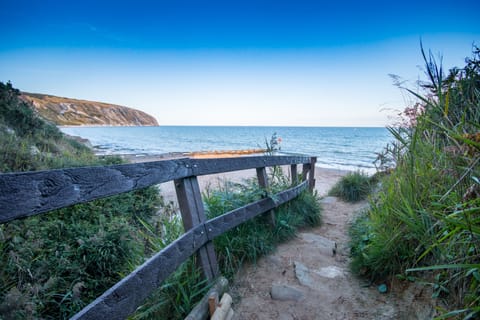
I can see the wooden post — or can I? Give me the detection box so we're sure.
[308,157,316,192]
[175,176,219,281]
[290,164,298,185]
[256,167,276,226]
[302,163,310,182]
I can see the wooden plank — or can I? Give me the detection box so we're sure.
[0,159,190,223]
[72,181,307,319]
[184,277,229,320]
[175,177,219,281]
[0,156,310,223]
[291,164,298,185]
[190,156,311,177]
[205,181,307,239]
[256,167,276,226]
[71,224,208,320]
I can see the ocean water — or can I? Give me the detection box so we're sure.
[60,126,393,173]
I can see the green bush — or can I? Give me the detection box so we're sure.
[329,170,373,202]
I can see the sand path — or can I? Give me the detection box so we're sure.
[227,170,436,320]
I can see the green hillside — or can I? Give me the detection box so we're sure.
[0,82,161,319]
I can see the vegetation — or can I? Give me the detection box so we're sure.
[349,46,480,318]
[0,88,321,320]
[0,81,163,319]
[206,174,322,278]
[329,170,374,202]
[133,159,322,320]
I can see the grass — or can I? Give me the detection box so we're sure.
[205,170,322,278]
[0,82,163,319]
[329,170,373,202]
[349,45,480,318]
[1,82,322,319]
[132,168,322,319]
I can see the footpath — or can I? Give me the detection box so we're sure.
[229,176,436,320]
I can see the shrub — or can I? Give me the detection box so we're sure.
[0,81,163,319]
[329,170,373,202]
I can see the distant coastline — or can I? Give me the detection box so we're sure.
[58,124,160,128]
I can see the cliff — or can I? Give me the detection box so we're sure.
[21,93,159,126]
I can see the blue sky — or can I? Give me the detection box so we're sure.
[1,0,479,126]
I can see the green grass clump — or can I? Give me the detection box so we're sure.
[204,169,322,278]
[349,45,480,318]
[329,170,373,202]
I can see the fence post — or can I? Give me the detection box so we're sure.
[308,157,317,192]
[301,158,316,193]
[175,176,219,281]
[256,167,276,226]
[290,164,298,185]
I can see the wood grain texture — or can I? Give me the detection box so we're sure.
[175,176,219,281]
[0,156,311,223]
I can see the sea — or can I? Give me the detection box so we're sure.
[60,126,393,173]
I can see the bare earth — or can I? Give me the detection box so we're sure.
[125,155,436,319]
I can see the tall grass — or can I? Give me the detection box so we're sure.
[329,170,373,202]
[205,169,322,278]
[349,45,480,318]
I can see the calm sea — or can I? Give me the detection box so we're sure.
[60,126,392,173]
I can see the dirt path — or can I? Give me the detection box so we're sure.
[229,175,436,320]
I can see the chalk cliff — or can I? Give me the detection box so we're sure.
[21,93,158,126]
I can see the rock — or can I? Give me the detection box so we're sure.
[294,261,313,288]
[299,233,337,256]
[316,266,344,279]
[270,284,303,301]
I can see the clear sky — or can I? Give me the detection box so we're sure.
[1,0,479,127]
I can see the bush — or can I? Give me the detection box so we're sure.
[349,45,480,318]
[0,81,163,319]
[329,170,373,202]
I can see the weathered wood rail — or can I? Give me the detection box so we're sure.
[0,155,317,320]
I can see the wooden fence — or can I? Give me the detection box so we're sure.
[0,155,317,320]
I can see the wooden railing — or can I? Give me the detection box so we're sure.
[0,155,317,320]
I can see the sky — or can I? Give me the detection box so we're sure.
[1,0,479,127]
